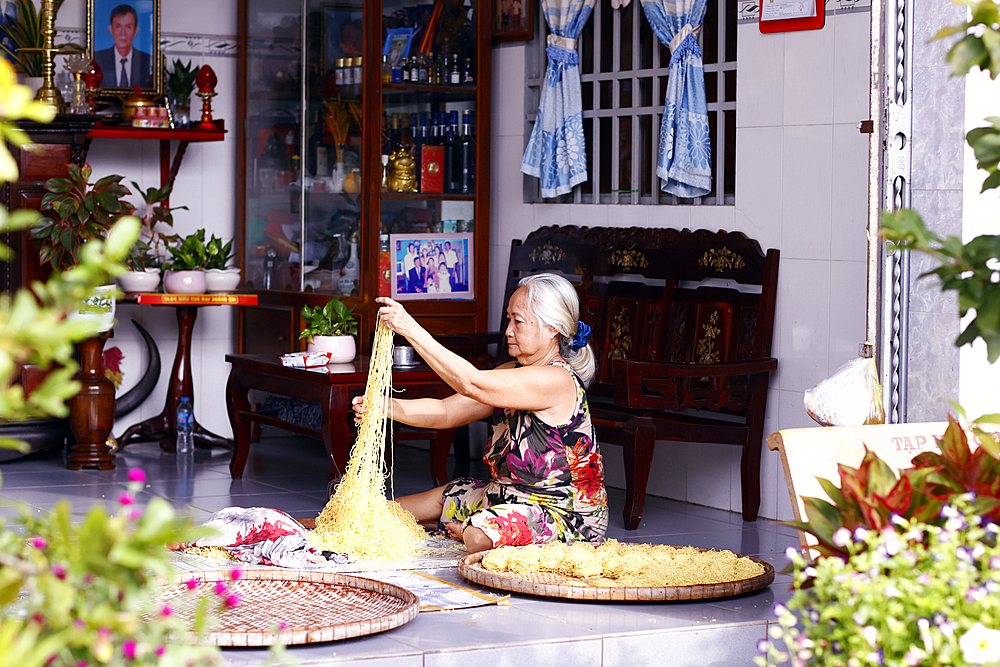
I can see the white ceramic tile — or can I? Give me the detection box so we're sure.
[490,134,530,242]
[833,12,872,125]
[827,259,867,369]
[775,258,833,392]
[783,25,836,126]
[491,45,526,138]
[193,305,237,340]
[686,442,737,510]
[531,201,572,232]
[161,0,236,36]
[599,442,626,491]
[689,203,734,233]
[734,126,782,249]
[736,25,785,128]
[646,203,691,231]
[568,203,611,227]
[781,125,833,261]
[776,387,817,432]
[830,122,870,262]
[758,444,781,520]
[775,461,796,522]
[606,203,649,228]
[645,443,688,503]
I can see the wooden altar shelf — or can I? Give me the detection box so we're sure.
[136,293,257,306]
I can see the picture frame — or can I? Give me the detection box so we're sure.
[87,0,161,96]
[383,27,414,69]
[391,233,474,301]
[321,3,363,73]
[493,0,535,44]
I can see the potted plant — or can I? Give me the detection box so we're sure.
[118,238,161,294]
[162,229,209,294]
[204,233,241,293]
[0,0,80,83]
[299,298,358,363]
[165,58,198,127]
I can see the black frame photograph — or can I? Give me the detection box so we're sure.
[87,0,161,95]
[493,0,534,44]
[322,3,363,72]
[391,233,474,301]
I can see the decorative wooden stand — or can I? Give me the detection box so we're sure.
[66,331,116,469]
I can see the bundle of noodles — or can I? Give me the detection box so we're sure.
[309,321,427,560]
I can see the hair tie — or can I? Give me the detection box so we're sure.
[570,321,591,350]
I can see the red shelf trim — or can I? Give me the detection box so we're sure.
[88,120,227,141]
[136,294,257,305]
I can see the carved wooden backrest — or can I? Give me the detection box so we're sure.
[500,227,778,417]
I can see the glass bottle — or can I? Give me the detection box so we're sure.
[460,110,476,194]
[418,53,429,84]
[401,57,410,82]
[449,55,460,85]
[335,58,345,86]
[382,54,391,83]
[464,57,474,84]
[410,54,421,83]
[353,57,363,86]
[444,110,459,194]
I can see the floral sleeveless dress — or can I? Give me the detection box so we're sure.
[439,359,608,547]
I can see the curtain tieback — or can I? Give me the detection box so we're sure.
[668,24,702,67]
[546,34,579,64]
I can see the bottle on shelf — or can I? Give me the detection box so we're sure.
[176,397,193,456]
[418,52,429,84]
[460,109,476,194]
[340,241,360,296]
[389,113,402,151]
[382,54,391,83]
[335,58,345,86]
[353,57,363,87]
[381,112,391,190]
[449,54,461,85]
[445,110,460,193]
[464,57,474,84]
[401,57,410,82]
[400,113,412,149]
[411,112,424,191]
[409,55,421,84]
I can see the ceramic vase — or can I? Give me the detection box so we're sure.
[205,268,241,293]
[164,270,207,294]
[340,242,360,296]
[118,268,161,294]
[306,335,356,364]
[68,284,116,333]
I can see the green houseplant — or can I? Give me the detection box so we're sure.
[162,229,210,294]
[165,59,198,127]
[204,234,241,293]
[299,298,358,363]
[29,164,135,272]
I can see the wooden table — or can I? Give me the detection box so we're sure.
[118,294,257,452]
[225,354,458,494]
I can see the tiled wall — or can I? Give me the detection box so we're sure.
[490,11,872,522]
[54,0,239,442]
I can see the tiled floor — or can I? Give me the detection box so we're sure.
[0,435,798,666]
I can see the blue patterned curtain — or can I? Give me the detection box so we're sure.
[521,0,596,198]
[640,0,711,197]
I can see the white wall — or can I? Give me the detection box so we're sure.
[490,11,872,522]
[959,69,1000,416]
[55,0,239,441]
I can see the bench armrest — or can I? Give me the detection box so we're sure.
[611,357,777,410]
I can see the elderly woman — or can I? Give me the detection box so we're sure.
[354,273,607,552]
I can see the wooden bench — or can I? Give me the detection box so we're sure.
[491,226,779,528]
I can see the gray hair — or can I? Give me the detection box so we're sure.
[517,273,596,386]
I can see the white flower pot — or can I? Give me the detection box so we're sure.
[306,335,356,364]
[205,268,241,293]
[118,268,161,294]
[163,270,207,294]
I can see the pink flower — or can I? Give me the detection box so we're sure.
[127,468,146,483]
[230,569,242,581]
[225,593,241,608]
[74,618,85,629]
[45,656,56,666]
[77,661,88,667]
[161,604,173,617]
[30,536,47,549]
[155,646,165,657]
[118,492,135,506]
[51,564,66,579]
[83,574,94,584]
[185,578,199,590]
[214,581,228,596]
[31,613,45,625]
[128,509,142,521]
[122,640,137,660]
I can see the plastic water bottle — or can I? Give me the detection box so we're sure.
[176,397,194,456]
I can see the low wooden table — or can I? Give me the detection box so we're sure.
[225,354,458,494]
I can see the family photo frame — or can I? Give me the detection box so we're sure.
[391,233,474,301]
[87,0,161,95]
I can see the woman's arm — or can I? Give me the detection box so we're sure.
[354,391,494,429]
[376,298,575,416]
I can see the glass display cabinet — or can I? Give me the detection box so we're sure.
[236,0,491,354]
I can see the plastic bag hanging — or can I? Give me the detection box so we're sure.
[804,355,885,427]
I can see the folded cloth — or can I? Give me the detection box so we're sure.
[193,507,347,568]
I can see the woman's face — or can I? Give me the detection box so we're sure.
[505,286,557,363]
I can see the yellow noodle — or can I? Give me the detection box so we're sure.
[309,321,427,560]
[482,540,764,587]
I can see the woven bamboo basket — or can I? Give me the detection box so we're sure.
[160,569,419,645]
[459,547,775,602]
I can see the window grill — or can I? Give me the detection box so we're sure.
[524,0,736,205]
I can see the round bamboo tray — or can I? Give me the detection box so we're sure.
[459,547,775,602]
[160,570,419,645]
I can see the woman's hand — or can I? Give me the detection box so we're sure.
[351,395,387,424]
[376,297,419,339]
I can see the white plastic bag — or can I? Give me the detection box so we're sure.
[804,356,885,427]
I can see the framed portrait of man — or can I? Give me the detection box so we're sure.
[87,0,161,95]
